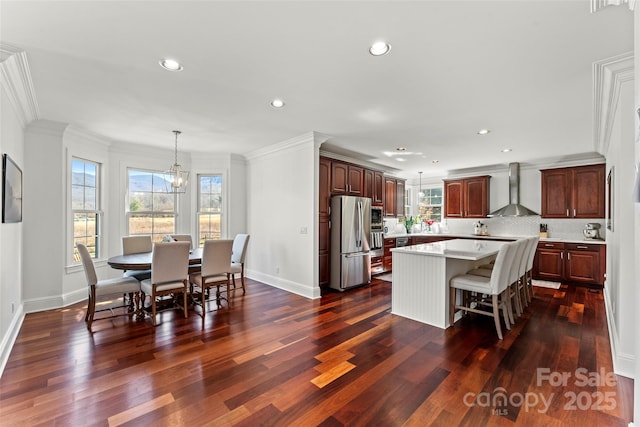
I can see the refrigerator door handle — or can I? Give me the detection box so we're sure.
[356,200,363,249]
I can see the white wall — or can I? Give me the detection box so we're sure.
[604,79,636,379]
[245,132,320,299]
[0,72,26,374]
[633,4,640,425]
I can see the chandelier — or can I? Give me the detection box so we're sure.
[164,130,189,193]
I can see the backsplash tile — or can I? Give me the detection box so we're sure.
[443,217,605,241]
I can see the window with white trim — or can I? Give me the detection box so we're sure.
[72,158,101,261]
[418,185,443,221]
[127,168,176,242]
[197,174,222,247]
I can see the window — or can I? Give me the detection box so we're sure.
[197,174,222,246]
[127,169,176,242]
[72,158,100,260]
[418,186,443,221]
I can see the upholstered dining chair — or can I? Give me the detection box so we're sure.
[170,234,193,248]
[524,236,540,302]
[449,240,519,340]
[230,234,250,295]
[170,234,201,274]
[77,242,141,332]
[122,235,153,281]
[189,239,233,328]
[140,241,191,326]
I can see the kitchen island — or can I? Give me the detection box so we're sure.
[390,239,508,329]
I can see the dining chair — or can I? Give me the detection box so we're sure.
[77,242,141,332]
[140,241,191,326]
[170,234,193,248]
[524,236,540,302]
[122,235,153,281]
[189,239,233,328]
[230,234,250,295]
[449,240,518,340]
[170,234,201,273]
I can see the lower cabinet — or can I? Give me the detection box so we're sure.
[383,238,395,273]
[534,241,605,286]
[371,256,384,275]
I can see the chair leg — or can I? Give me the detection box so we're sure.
[151,290,157,326]
[501,291,511,331]
[241,266,246,295]
[182,281,188,319]
[202,284,207,328]
[87,287,96,331]
[492,294,503,340]
[449,286,456,325]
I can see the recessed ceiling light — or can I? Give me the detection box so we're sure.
[270,99,285,108]
[396,158,406,162]
[369,41,391,56]
[501,148,512,153]
[396,147,406,151]
[159,58,183,71]
[477,129,491,135]
[432,160,439,164]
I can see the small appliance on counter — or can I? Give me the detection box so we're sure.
[583,223,603,240]
[473,221,488,236]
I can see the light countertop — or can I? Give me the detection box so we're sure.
[383,232,606,245]
[390,238,507,261]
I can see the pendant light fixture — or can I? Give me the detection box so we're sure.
[418,171,424,198]
[164,130,189,193]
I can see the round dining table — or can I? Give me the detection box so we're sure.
[107,247,203,270]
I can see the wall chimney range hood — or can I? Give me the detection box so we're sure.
[488,162,539,217]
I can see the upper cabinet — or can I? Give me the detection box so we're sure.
[443,176,490,218]
[364,169,384,205]
[383,176,406,217]
[331,161,363,196]
[540,164,605,218]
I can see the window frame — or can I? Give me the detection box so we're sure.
[196,173,223,247]
[417,184,443,222]
[126,167,178,242]
[70,157,102,263]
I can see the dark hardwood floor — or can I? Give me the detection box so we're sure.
[0,278,633,426]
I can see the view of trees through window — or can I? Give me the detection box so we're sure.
[418,186,443,222]
[72,158,99,260]
[127,169,176,242]
[197,175,222,246]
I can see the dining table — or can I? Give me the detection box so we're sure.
[107,247,203,271]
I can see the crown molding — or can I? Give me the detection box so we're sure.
[0,44,40,127]
[593,52,634,155]
[244,131,316,162]
[591,0,635,12]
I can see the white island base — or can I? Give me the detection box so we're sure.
[391,239,507,329]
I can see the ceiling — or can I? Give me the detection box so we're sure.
[1,1,634,179]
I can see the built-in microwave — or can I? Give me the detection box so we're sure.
[371,206,383,230]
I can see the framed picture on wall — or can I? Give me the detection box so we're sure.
[606,167,613,231]
[2,154,22,223]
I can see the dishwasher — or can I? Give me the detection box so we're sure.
[396,236,410,248]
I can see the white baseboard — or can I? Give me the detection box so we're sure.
[246,269,321,299]
[23,287,86,314]
[0,303,25,379]
[603,289,635,378]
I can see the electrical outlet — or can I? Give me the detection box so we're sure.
[300,226,307,234]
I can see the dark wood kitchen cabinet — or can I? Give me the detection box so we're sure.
[383,177,406,217]
[364,169,384,205]
[443,175,490,218]
[318,157,331,288]
[331,160,363,196]
[540,164,605,218]
[383,238,395,272]
[533,241,605,286]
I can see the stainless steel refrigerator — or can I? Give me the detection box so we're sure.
[330,195,371,291]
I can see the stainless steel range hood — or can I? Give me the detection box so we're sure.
[488,163,539,217]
